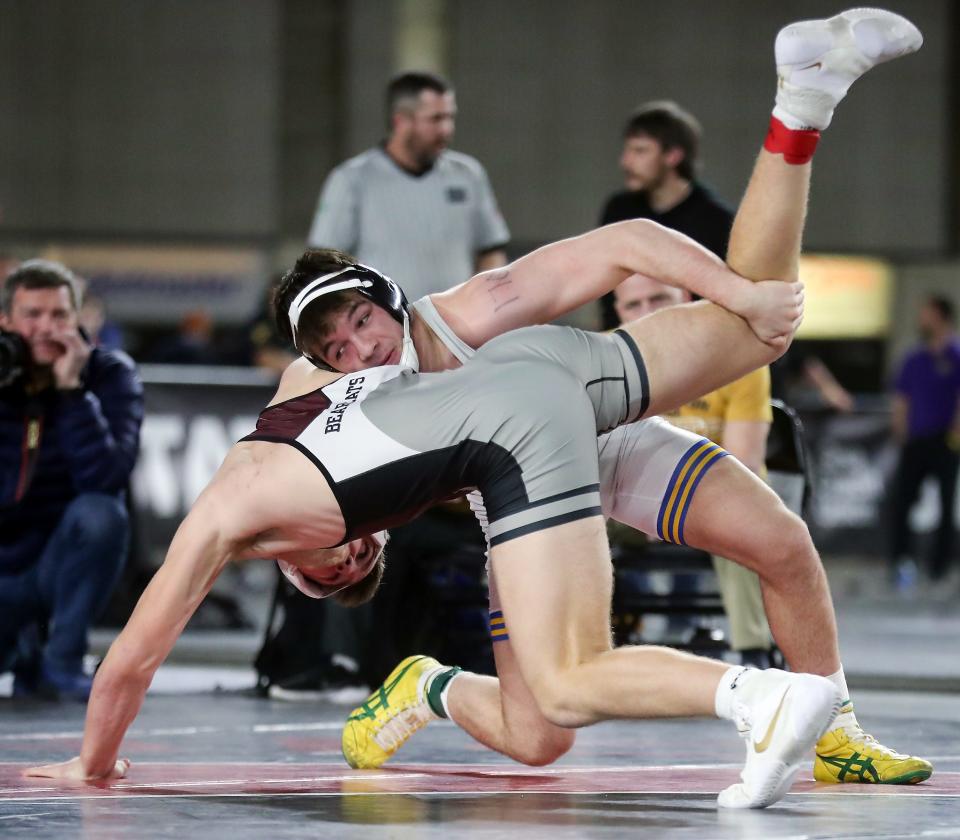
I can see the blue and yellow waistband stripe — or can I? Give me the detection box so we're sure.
[656,439,728,545]
[489,610,509,642]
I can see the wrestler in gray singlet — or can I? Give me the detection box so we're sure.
[411,296,726,548]
[245,326,647,547]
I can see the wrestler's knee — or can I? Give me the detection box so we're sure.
[526,670,595,730]
[505,724,576,766]
[754,507,820,585]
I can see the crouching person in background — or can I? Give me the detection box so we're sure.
[0,260,143,700]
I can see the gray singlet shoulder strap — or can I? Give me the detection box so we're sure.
[410,296,476,364]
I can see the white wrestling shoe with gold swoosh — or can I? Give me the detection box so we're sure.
[718,669,841,809]
[774,8,923,129]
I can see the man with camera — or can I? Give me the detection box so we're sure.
[0,260,143,700]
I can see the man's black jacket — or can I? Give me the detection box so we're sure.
[0,346,144,574]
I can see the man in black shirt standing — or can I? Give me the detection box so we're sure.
[600,101,732,275]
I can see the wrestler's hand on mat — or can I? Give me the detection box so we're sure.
[22,756,130,782]
[733,279,804,346]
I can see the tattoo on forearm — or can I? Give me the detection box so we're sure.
[486,270,519,312]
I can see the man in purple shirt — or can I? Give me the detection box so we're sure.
[890,295,960,584]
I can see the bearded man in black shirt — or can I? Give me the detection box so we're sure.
[600,102,732,323]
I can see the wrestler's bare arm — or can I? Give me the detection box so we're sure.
[23,488,243,781]
[430,220,797,349]
[21,454,313,782]
[24,440,349,782]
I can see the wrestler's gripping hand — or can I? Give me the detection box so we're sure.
[23,756,130,782]
[733,279,805,348]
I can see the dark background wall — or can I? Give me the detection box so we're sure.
[1,0,954,256]
[448,0,951,254]
[1,0,280,239]
[337,0,953,254]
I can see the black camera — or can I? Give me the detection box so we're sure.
[0,328,30,388]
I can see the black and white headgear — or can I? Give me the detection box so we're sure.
[287,263,419,371]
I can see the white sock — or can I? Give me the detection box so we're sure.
[772,102,821,131]
[714,666,759,720]
[774,85,837,131]
[825,667,858,728]
[825,667,850,704]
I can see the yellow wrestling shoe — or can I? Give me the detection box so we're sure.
[342,655,461,769]
[814,708,933,784]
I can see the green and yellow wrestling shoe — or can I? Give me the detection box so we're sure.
[814,706,933,785]
[342,654,460,770]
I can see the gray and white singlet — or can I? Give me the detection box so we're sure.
[244,326,648,547]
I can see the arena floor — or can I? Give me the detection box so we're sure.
[1,684,957,838]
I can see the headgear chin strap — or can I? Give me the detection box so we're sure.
[277,530,388,599]
[398,309,419,371]
[287,263,416,371]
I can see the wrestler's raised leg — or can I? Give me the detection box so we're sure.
[727,150,808,285]
[621,299,790,419]
[609,113,813,416]
[620,9,922,418]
